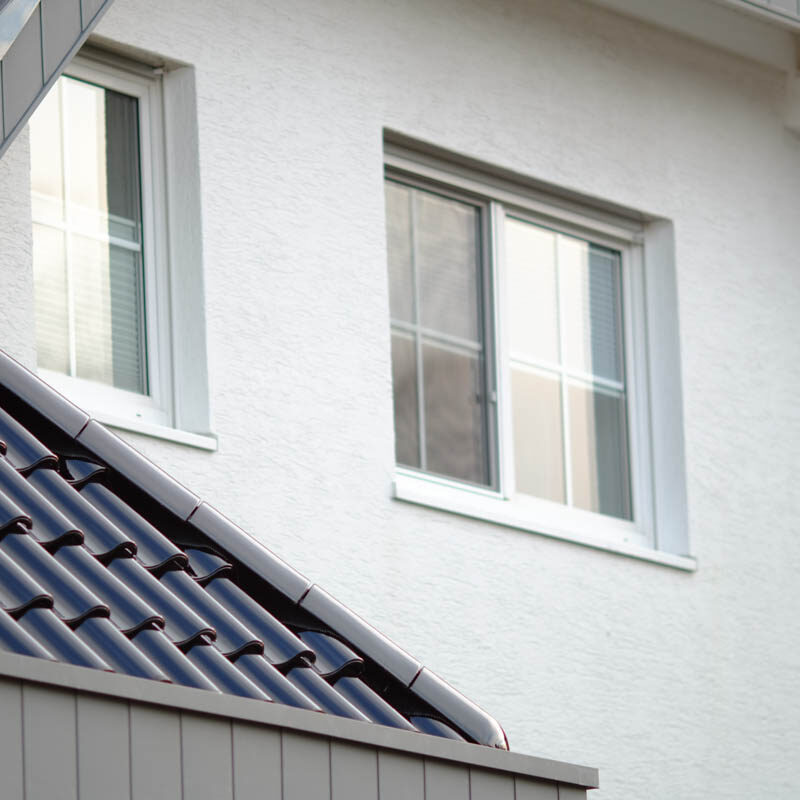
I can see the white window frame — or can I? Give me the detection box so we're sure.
[386,144,693,568]
[33,54,174,430]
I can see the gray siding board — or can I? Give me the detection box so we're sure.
[181,713,234,800]
[470,768,514,800]
[130,704,182,800]
[331,741,378,800]
[425,759,470,800]
[282,730,331,800]
[515,776,559,800]
[0,678,23,800]
[80,0,104,28]
[23,683,78,800]
[40,0,81,79]
[231,722,281,800]
[378,750,425,800]
[77,694,131,800]
[0,670,583,799]
[0,651,598,788]
[1,5,43,133]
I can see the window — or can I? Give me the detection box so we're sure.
[27,51,213,448]
[384,141,690,562]
[29,55,170,426]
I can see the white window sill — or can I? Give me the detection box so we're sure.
[90,411,218,452]
[392,471,696,572]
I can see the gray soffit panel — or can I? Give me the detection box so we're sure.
[0,349,514,751]
[0,0,114,157]
[0,0,38,61]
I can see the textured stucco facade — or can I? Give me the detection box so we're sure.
[1,0,799,798]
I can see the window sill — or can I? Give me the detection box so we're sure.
[392,471,696,572]
[90,411,218,452]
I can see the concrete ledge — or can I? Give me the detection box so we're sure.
[0,650,598,788]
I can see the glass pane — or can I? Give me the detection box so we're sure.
[384,181,414,323]
[29,86,64,224]
[560,237,623,382]
[569,384,631,519]
[416,190,481,342]
[422,342,487,484]
[506,218,559,364]
[511,368,565,503]
[390,331,420,468]
[72,236,146,394]
[32,225,70,374]
[63,77,141,242]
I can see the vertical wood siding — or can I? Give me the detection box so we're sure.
[0,0,110,154]
[0,677,582,799]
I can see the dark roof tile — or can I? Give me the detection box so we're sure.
[0,532,108,625]
[233,653,321,711]
[410,716,466,741]
[299,631,362,679]
[300,584,422,686]
[205,578,311,667]
[131,628,219,692]
[63,458,106,489]
[185,641,271,700]
[184,547,232,584]
[334,676,417,731]
[106,558,214,648]
[74,616,168,681]
[160,569,262,658]
[17,607,110,670]
[0,459,81,548]
[0,406,57,474]
[286,664,370,721]
[28,469,135,560]
[54,545,163,634]
[79,482,185,570]
[0,487,31,533]
[0,547,52,616]
[0,607,55,659]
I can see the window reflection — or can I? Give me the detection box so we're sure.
[29,76,147,395]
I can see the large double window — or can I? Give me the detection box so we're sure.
[384,146,678,554]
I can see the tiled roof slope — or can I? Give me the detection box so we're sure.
[0,350,508,750]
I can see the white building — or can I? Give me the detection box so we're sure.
[1,0,799,797]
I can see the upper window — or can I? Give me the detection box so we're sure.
[28,55,172,428]
[383,146,680,555]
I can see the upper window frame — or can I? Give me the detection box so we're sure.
[32,53,173,429]
[384,143,688,561]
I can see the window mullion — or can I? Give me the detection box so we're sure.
[58,80,78,379]
[409,189,426,472]
[492,202,515,498]
[555,234,574,507]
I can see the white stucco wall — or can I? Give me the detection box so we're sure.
[1,0,799,797]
